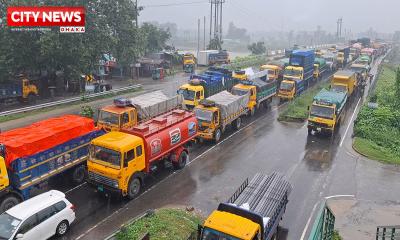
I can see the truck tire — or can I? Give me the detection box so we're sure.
[0,196,20,213]
[173,151,189,170]
[127,177,142,199]
[27,94,36,105]
[71,165,86,184]
[233,117,241,130]
[214,128,222,143]
[307,128,313,135]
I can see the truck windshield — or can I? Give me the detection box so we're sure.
[195,109,213,123]
[99,111,120,125]
[311,105,334,119]
[91,145,121,168]
[0,213,21,239]
[178,88,195,101]
[201,227,240,240]
[280,82,294,90]
[231,87,249,96]
[284,69,302,77]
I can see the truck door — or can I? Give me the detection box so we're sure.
[123,144,145,184]
[0,157,9,190]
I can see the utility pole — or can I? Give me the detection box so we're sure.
[197,18,200,60]
[220,0,224,42]
[204,16,206,50]
[209,1,213,44]
[135,0,138,27]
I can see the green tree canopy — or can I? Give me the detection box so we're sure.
[248,42,267,55]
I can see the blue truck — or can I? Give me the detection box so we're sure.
[0,115,104,212]
[178,67,236,109]
[278,49,315,101]
[337,46,351,68]
[0,77,39,105]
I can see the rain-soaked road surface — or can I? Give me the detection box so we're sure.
[7,54,400,240]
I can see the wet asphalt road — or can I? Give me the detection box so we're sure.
[4,54,400,240]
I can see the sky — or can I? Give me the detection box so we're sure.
[139,0,399,34]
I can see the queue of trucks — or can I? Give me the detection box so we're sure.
[0,40,388,239]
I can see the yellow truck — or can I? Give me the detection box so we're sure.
[231,72,277,116]
[194,91,249,143]
[307,88,348,135]
[0,76,38,105]
[183,53,196,73]
[87,109,197,199]
[178,68,236,109]
[260,61,285,83]
[97,91,182,132]
[331,70,356,97]
[196,172,292,240]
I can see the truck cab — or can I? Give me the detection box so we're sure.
[178,83,204,109]
[21,78,38,100]
[183,53,196,73]
[260,65,281,82]
[87,132,145,197]
[337,52,345,68]
[231,84,257,114]
[278,66,303,100]
[199,210,261,240]
[194,105,220,141]
[308,102,337,134]
[97,104,138,132]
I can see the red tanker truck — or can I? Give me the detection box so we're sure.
[87,109,198,199]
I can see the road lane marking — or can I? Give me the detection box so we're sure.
[65,182,87,194]
[299,200,320,240]
[340,98,361,147]
[325,194,355,199]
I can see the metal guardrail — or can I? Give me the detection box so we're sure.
[376,226,400,240]
[0,84,141,117]
[308,202,335,240]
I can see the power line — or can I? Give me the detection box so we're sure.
[142,1,208,8]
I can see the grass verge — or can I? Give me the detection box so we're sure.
[116,208,202,240]
[333,230,342,240]
[278,81,330,122]
[0,87,142,124]
[353,137,400,164]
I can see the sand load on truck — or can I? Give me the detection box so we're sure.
[206,91,249,119]
[128,90,183,120]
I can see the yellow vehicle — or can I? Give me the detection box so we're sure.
[331,70,356,96]
[260,64,283,82]
[197,173,292,240]
[308,89,347,135]
[97,90,182,132]
[183,53,196,73]
[87,110,197,199]
[178,68,236,109]
[194,91,248,143]
[0,76,38,105]
[278,66,308,101]
[337,52,345,68]
[231,76,277,116]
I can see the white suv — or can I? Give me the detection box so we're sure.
[0,190,75,240]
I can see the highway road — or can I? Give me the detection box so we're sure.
[3,54,400,240]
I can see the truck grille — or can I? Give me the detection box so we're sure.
[88,172,117,188]
[309,121,329,128]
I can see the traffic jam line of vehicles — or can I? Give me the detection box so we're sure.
[0,40,390,239]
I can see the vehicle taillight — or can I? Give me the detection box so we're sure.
[70,204,76,211]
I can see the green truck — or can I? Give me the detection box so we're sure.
[314,57,328,80]
[307,88,347,135]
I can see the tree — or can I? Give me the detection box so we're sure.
[225,22,250,42]
[248,42,266,55]
[207,38,223,50]
[396,67,400,105]
[141,23,171,54]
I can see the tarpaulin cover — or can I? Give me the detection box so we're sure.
[128,90,183,121]
[207,91,249,120]
[0,115,96,167]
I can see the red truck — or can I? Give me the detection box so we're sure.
[87,109,198,199]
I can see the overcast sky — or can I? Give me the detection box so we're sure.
[139,0,399,33]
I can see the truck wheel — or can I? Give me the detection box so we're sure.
[173,151,189,170]
[249,108,255,117]
[214,129,222,143]
[0,196,20,212]
[307,128,313,135]
[27,94,36,105]
[127,177,142,199]
[71,165,86,184]
[233,117,242,130]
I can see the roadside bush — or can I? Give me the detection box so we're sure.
[80,105,94,119]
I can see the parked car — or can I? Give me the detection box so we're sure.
[0,190,75,240]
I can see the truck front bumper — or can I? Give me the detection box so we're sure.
[307,122,334,133]
[87,178,122,196]
[198,131,214,141]
[278,94,293,100]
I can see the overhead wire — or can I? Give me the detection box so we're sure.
[142,1,209,8]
